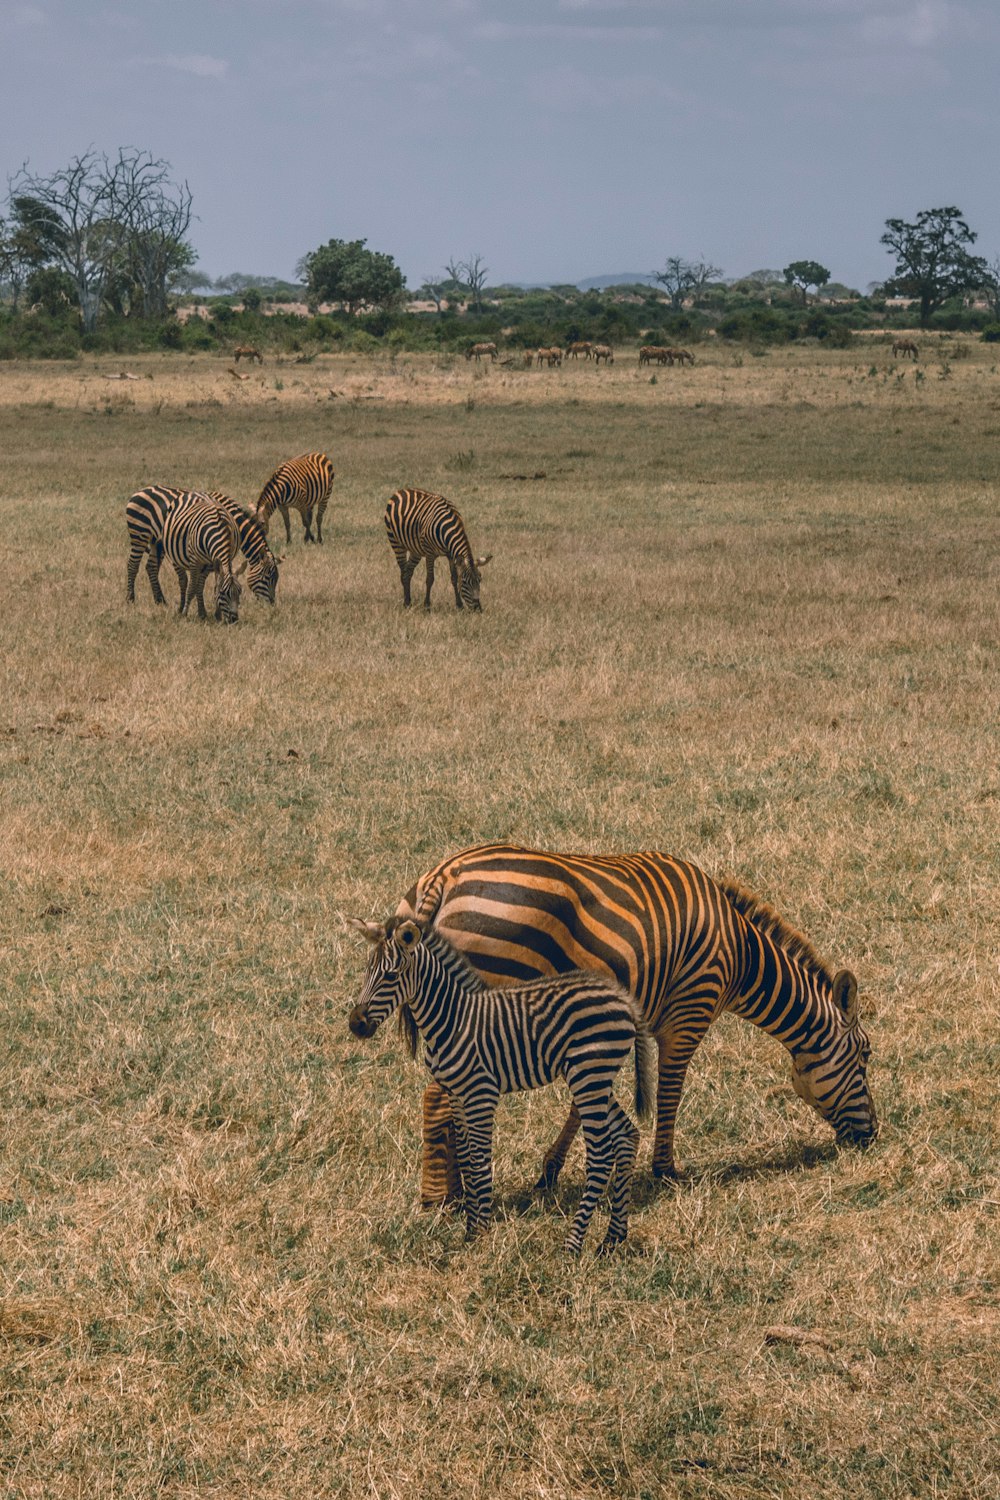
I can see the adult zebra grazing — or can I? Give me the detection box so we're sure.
[893,339,919,359]
[592,344,614,365]
[668,347,695,366]
[465,342,498,362]
[125,487,278,606]
[347,878,656,1255]
[384,489,492,611]
[161,496,243,623]
[255,451,334,545]
[566,341,592,360]
[233,344,263,364]
[389,843,877,1208]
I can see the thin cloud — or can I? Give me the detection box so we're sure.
[476,20,664,41]
[134,52,229,79]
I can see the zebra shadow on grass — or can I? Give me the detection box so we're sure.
[502,1138,839,1220]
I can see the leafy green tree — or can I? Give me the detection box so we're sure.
[783,260,830,305]
[297,238,406,315]
[880,207,987,327]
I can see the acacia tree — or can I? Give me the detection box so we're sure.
[108,151,194,318]
[652,256,723,310]
[445,254,489,314]
[297,238,406,315]
[880,207,987,327]
[783,259,830,305]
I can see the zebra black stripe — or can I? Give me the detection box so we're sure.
[161,497,242,623]
[348,896,655,1255]
[384,488,492,611]
[394,844,877,1204]
[255,451,334,544]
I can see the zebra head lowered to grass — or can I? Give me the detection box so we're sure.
[390,844,879,1210]
[346,877,656,1256]
[384,488,492,611]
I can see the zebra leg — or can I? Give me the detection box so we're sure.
[534,1102,582,1193]
[423,557,436,609]
[173,564,189,616]
[394,548,417,607]
[315,498,328,544]
[191,566,210,620]
[562,1088,616,1256]
[142,546,167,605]
[280,504,292,545]
[302,506,314,543]
[127,545,147,604]
[597,1099,640,1255]
[452,1095,496,1241]
[449,562,463,609]
[421,1082,463,1208]
[650,1014,712,1180]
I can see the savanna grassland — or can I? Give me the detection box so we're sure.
[0,338,997,1499]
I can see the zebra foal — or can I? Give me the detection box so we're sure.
[347,882,655,1255]
[384,488,491,611]
[161,497,243,623]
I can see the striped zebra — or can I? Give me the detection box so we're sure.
[125,487,277,606]
[161,496,242,623]
[347,879,656,1255]
[255,451,335,545]
[592,344,614,365]
[391,844,877,1207]
[233,344,263,364]
[465,342,498,362]
[384,489,492,611]
[566,341,592,360]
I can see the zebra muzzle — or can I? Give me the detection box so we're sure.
[348,1006,378,1039]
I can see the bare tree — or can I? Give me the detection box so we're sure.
[445,253,490,314]
[9,148,193,329]
[108,149,193,319]
[652,256,723,310]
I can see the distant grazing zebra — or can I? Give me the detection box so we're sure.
[233,344,263,364]
[668,347,695,365]
[592,344,614,365]
[465,342,498,362]
[161,496,243,623]
[639,345,670,366]
[566,341,592,360]
[390,843,878,1208]
[384,488,491,611]
[255,451,334,544]
[536,346,562,367]
[893,339,919,359]
[348,879,656,1255]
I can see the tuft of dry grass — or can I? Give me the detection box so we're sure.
[0,345,997,1497]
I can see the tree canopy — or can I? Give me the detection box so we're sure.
[880,207,987,326]
[652,257,723,310]
[297,238,406,315]
[783,260,830,304]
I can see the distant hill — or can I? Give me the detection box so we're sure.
[576,273,660,290]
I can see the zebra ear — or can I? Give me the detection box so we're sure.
[396,920,421,949]
[476,553,493,568]
[832,969,859,1026]
[346,916,386,944]
[235,560,248,577]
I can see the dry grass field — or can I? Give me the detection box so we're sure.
[0,338,997,1498]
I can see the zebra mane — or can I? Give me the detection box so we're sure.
[718,878,835,986]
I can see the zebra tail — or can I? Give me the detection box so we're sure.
[633,1026,657,1123]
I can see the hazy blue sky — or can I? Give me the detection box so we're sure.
[4,1,999,290]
